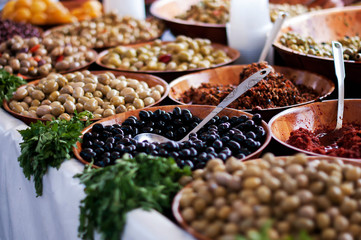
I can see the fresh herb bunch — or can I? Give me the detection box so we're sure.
[236,221,312,240]
[18,111,93,197]
[0,69,27,102]
[75,153,191,240]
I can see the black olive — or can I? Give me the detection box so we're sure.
[228,140,240,151]
[123,118,137,126]
[106,137,115,144]
[170,151,180,158]
[150,150,159,156]
[206,146,215,153]
[173,107,182,116]
[165,141,178,150]
[110,151,121,160]
[93,139,105,148]
[230,116,239,125]
[165,131,174,139]
[139,110,150,120]
[96,160,106,167]
[153,109,163,118]
[161,112,171,121]
[113,124,122,129]
[101,152,111,158]
[198,152,207,161]
[239,148,251,156]
[220,116,229,123]
[236,153,246,159]
[104,125,114,132]
[104,142,113,152]
[94,147,104,155]
[82,140,93,148]
[252,113,262,124]
[92,123,104,133]
[246,131,256,140]
[218,122,230,131]
[124,145,136,153]
[233,133,246,143]
[183,112,193,122]
[165,125,174,131]
[189,147,197,157]
[177,127,187,135]
[245,139,257,148]
[206,134,217,143]
[114,134,124,141]
[185,160,194,169]
[159,149,168,156]
[173,118,182,125]
[83,132,93,142]
[220,136,230,143]
[213,139,223,150]
[119,138,132,145]
[238,115,249,123]
[245,120,255,127]
[218,153,227,161]
[153,129,162,134]
[190,122,198,128]
[142,127,154,133]
[121,125,133,134]
[112,128,124,135]
[145,121,155,127]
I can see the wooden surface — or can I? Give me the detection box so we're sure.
[73,105,272,168]
[269,99,361,160]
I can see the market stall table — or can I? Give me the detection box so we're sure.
[0,108,195,240]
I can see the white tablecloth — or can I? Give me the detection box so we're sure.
[0,109,195,240]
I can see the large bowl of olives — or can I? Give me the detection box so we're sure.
[96,36,240,82]
[3,70,169,124]
[73,105,271,168]
[273,6,361,87]
[173,154,361,240]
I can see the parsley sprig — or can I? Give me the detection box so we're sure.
[18,111,93,197]
[0,69,27,102]
[75,153,191,240]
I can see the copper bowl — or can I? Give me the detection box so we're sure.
[3,71,169,125]
[168,65,335,121]
[73,105,271,168]
[172,155,361,240]
[269,99,361,161]
[273,6,361,84]
[96,41,240,82]
[150,0,228,44]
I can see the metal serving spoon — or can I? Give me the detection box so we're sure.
[319,41,345,145]
[134,67,272,143]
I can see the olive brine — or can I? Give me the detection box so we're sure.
[80,107,266,169]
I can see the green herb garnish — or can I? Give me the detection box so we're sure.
[18,111,93,197]
[75,153,191,240]
[0,69,27,102]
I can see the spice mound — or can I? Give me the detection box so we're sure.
[179,153,361,239]
[287,124,361,159]
[179,62,319,110]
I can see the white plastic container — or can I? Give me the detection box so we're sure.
[227,0,272,64]
[103,0,146,19]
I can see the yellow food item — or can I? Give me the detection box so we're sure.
[13,8,31,22]
[31,12,47,25]
[15,0,31,8]
[30,1,47,13]
[2,0,102,24]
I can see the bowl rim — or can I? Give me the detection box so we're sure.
[268,98,361,161]
[168,64,335,112]
[272,5,361,65]
[95,41,240,74]
[72,104,272,168]
[172,154,361,240]
[150,0,226,28]
[3,70,170,124]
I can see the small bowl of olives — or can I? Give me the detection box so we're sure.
[0,35,98,80]
[73,105,271,168]
[173,154,361,240]
[3,70,169,124]
[96,35,240,82]
[273,6,361,86]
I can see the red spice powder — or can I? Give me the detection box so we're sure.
[287,124,361,159]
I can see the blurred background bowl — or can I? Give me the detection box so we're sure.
[168,65,335,121]
[3,71,169,125]
[73,105,272,168]
[96,41,240,82]
[273,6,361,95]
[150,0,228,44]
[269,99,361,161]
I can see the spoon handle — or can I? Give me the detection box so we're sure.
[258,12,287,62]
[180,67,272,142]
[332,41,345,130]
